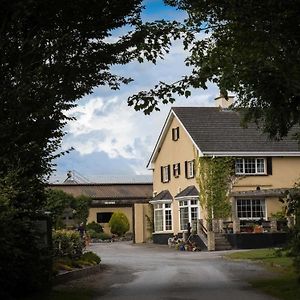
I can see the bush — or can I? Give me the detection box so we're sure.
[108,211,129,236]
[82,251,101,264]
[87,229,101,239]
[52,229,85,259]
[87,229,111,240]
[86,221,103,233]
[98,232,112,240]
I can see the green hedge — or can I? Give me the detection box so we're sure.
[52,229,85,259]
[86,221,103,233]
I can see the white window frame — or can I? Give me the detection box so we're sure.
[178,198,199,231]
[173,163,180,178]
[162,166,169,183]
[236,198,266,220]
[153,202,173,232]
[235,158,266,175]
[187,160,194,178]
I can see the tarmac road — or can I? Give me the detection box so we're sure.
[55,242,278,300]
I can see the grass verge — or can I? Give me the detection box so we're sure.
[226,248,300,300]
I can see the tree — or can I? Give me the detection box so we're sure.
[109,211,130,236]
[129,0,300,140]
[0,1,179,297]
[45,189,91,229]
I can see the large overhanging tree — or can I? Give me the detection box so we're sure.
[129,0,300,140]
[0,0,184,296]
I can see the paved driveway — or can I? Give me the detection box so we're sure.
[57,242,278,300]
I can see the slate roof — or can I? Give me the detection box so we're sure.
[152,190,173,201]
[175,185,199,198]
[49,183,152,201]
[172,107,300,153]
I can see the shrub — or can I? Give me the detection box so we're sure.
[87,230,111,240]
[87,229,101,239]
[82,251,101,264]
[86,221,103,233]
[52,229,85,259]
[108,211,129,236]
[98,232,112,240]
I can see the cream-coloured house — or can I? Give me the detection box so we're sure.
[148,96,300,245]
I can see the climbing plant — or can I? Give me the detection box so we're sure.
[196,157,234,225]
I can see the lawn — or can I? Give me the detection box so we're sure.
[226,248,300,300]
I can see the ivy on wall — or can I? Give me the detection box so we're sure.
[196,156,234,224]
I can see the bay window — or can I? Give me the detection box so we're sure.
[154,203,172,232]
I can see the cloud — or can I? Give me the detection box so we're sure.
[53,2,220,180]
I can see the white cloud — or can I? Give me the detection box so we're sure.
[64,96,152,160]
[54,5,220,178]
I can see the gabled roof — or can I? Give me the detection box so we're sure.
[175,186,199,199]
[148,107,300,168]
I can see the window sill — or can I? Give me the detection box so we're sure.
[235,173,267,176]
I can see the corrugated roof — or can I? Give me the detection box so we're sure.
[49,183,152,200]
[175,185,199,198]
[173,107,300,153]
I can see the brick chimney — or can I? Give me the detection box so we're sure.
[215,93,234,109]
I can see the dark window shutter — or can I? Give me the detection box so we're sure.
[177,127,180,140]
[192,159,195,178]
[173,164,176,176]
[167,165,171,181]
[267,157,272,175]
[178,163,181,175]
[184,161,188,178]
[160,166,164,182]
[172,128,175,140]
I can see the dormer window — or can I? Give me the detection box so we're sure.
[172,127,180,141]
[235,158,266,175]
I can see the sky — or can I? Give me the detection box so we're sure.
[50,0,218,183]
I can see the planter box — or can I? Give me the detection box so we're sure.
[225,232,288,249]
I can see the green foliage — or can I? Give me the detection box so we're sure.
[87,229,100,239]
[52,230,85,259]
[0,1,179,297]
[0,195,52,298]
[109,211,130,236]
[81,251,101,265]
[226,248,300,300]
[271,211,287,221]
[278,185,300,279]
[196,157,233,222]
[45,189,91,229]
[72,195,92,225]
[145,204,154,235]
[86,221,103,233]
[130,1,300,141]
